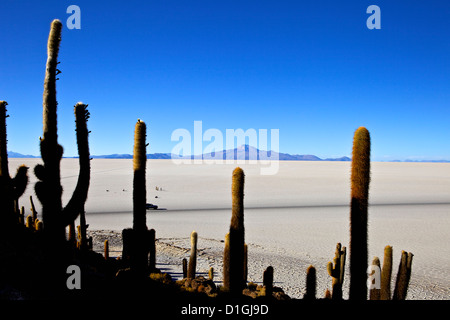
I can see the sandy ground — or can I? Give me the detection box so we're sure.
[9,158,450,300]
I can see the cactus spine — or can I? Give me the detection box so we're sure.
[187,230,198,279]
[349,127,371,300]
[380,245,393,300]
[327,242,347,300]
[0,100,29,231]
[228,167,245,294]
[35,20,91,245]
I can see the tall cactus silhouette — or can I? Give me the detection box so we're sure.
[34,20,91,245]
[122,119,150,275]
[349,127,371,300]
[0,100,29,230]
[227,167,246,294]
[133,119,147,231]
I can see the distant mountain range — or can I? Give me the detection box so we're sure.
[7,146,450,163]
[168,145,352,162]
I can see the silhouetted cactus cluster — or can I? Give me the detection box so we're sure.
[34,20,92,251]
[0,19,417,302]
[368,245,414,300]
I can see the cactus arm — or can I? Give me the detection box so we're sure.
[0,101,10,178]
[42,19,62,142]
[12,165,29,199]
[222,232,231,290]
[340,246,347,284]
[0,101,29,229]
[0,101,14,227]
[37,20,64,236]
[61,103,91,226]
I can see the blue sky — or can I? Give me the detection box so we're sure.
[0,0,449,161]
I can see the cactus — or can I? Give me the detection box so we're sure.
[131,119,149,274]
[304,265,316,300]
[104,240,109,260]
[393,251,413,300]
[35,220,43,232]
[34,20,91,247]
[148,228,156,272]
[222,232,230,290]
[30,195,37,222]
[26,215,34,229]
[326,242,346,300]
[263,266,274,297]
[182,258,188,278]
[187,230,197,279]
[19,206,25,225]
[122,119,150,275]
[132,119,147,232]
[380,245,393,300]
[0,100,29,231]
[227,167,246,294]
[243,243,248,284]
[369,257,381,300]
[349,127,371,300]
[68,222,76,246]
[79,211,88,250]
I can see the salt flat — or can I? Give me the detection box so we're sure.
[9,159,450,299]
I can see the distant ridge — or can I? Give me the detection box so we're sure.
[7,148,449,163]
[7,151,38,158]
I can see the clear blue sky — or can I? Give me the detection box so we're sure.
[0,0,449,161]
